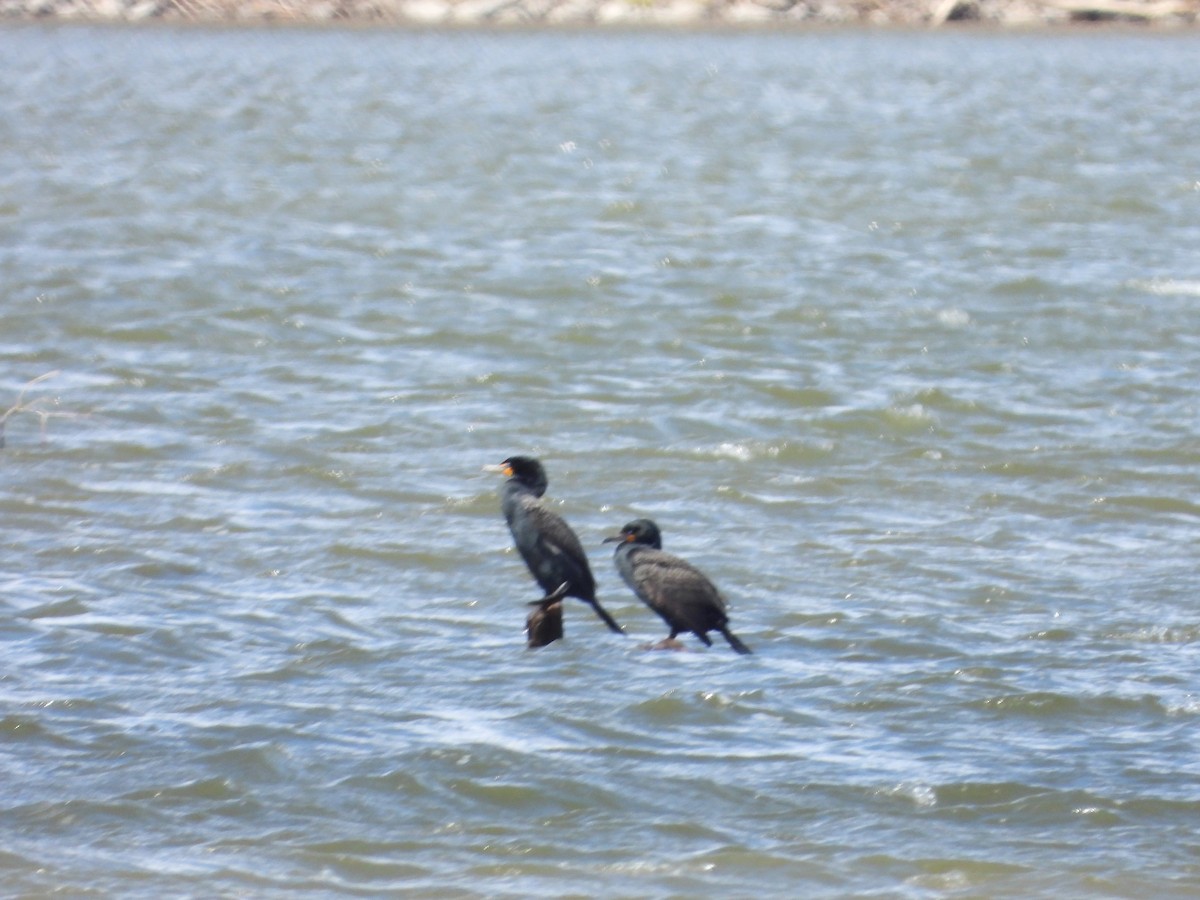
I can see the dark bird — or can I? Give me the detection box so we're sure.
[604,518,752,655]
[488,455,624,641]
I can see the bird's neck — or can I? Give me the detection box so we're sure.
[505,478,546,499]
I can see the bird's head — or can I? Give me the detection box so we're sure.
[485,455,548,494]
[603,518,662,549]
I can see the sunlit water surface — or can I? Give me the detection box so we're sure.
[2,24,1199,898]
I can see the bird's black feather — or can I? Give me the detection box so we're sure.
[495,456,624,637]
[608,518,751,654]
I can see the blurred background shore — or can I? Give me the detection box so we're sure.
[3,0,1197,29]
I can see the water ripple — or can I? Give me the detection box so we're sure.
[2,25,1198,900]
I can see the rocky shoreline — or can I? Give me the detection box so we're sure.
[2,0,1197,28]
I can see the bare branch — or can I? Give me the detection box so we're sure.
[1,371,84,448]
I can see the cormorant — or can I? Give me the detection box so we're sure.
[604,518,752,655]
[488,455,624,641]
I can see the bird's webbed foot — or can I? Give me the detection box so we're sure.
[645,637,688,652]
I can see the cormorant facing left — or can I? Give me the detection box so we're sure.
[604,518,752,655]
[489,455,625,641]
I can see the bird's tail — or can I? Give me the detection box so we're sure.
[587,599,626,635]
[719,627,753,655]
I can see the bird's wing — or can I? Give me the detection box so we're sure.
[521,499,586,558]
[630,548,726,612]
[515,496,594,594]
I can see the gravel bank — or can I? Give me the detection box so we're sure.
[3,0,1198,27]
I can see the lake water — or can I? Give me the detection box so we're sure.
[2,22,1199,898]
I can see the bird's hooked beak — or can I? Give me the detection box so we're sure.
[603,532,634,545]
[483,463,514,477]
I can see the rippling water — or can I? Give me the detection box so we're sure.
[3,23,1199,897]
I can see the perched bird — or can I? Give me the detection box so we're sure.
[488,455,624,642]
[604,518,752,655]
